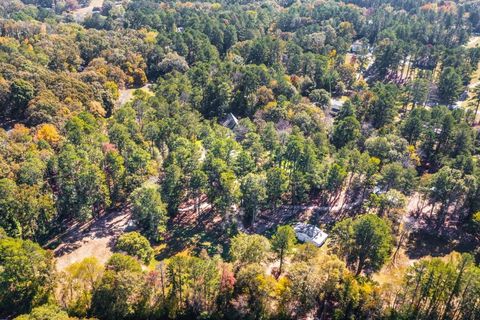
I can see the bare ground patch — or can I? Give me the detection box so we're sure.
[53,207,132,270]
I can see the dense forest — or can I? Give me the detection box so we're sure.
[0,0,480,319]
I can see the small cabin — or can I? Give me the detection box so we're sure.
[293,223,328,247]
[221,113,240,131]
[351,40,366,54]
[329,99,344,117]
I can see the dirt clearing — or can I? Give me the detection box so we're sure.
[54,208,132,271]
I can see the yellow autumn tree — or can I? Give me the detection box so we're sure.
[36,123,60,145]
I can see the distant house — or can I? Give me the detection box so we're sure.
[293,223,328,247]
[351,40,366,54]
[329,99,344,117]
[220,113,248,140]
[221,113,240,131]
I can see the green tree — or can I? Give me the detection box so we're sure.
[9,79,35,118]
[408,77,429,108]
[286,253,348,316]
[370,83,399,128]
[379,162,417,194]
[162,163,184,216]
[234,263,276,318]
[90,255,145,320]
[214,171,241,225]
[470,84,480,125]
[391,253,479,320]
[240,173,266,226]
[115,232,153,264]
[105,253,143,273]
[0,179,55,240]
[56,144,110,222]
[0,235,55,316]
[266,167,289,209]
[261,122,280,152]
[330,214,393,276]
[17,153,46,186]
[104,150,126,203]
[167,254,191,313]
[167,253,221,316]
[130,184,167,242]
[472,211,480,242]
[230,233,270,266]
[188,255,221,314]
[309,89,331,109]
[427,166,467,229]
[401,108,426,144]
[189,169,207,215]
[271,225,297,275]
[234,151,256,177]
[369,189,407,217]
[290,170,309,205]
[325,163,347,204]
[57,257,104,317]
[438,67,463,105]
[331,116,361,149]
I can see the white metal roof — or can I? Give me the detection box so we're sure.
[293,223,328,246]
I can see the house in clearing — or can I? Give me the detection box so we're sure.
[293,223,328,247]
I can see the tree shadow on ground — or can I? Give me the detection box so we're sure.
[156,200,352,261]
[405,229,476,259]
[50,206,131,257]
[156,206,230,261]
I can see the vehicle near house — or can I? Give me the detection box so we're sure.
[293,223,328,247]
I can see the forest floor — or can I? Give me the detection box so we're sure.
[403,193,477,259]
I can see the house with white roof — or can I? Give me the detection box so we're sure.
[293,223,328,247]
